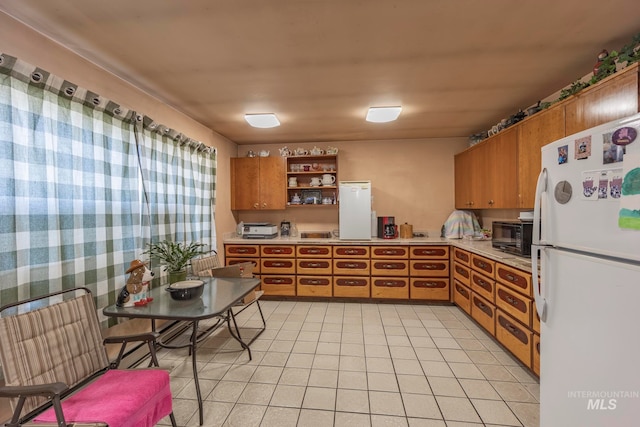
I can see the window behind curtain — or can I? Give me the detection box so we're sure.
[0,54,216,314]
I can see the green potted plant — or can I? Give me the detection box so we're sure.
[143,240,207,283]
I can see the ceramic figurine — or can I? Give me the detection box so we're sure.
[116,259,155,307]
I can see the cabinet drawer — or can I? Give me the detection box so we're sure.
[371,246,408,259]
[261,245,295,257]
[225,244,259,257]
[453,281,471,315]
[333,259,370,276]
[533,307,540,334]
[261,259,296,274]
[410,260,449,277]
[453,262,471,286]
[496,263,532,297]
[333,276,370,298]
[296,259,332,275]
[260,275,296,296]
[533,333,540,376]
[227,257,260,274]
[410,246,449,259]
[371,260,409,276]
[333,246,370,258]
[371,277,409,299]
[297,276,333,297]
[296,245,332,258]
[471,254,495,277]
[471,293,495,335]
[496,310,532,368]
[471,271,495,302]
[410,278,449,301]
[453,248,471,265]
[495,283,531,327]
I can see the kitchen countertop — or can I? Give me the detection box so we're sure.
[222,233,534,273]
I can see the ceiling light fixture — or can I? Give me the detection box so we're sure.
[366,106,402,123]
[244,113,281,128]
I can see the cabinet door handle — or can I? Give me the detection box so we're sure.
[253,202,259,209]
[506,295,519,306]
[488,200,494,205]
[262,202,267,208]
[506,274,516,282]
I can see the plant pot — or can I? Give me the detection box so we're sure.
[169,270,187,284]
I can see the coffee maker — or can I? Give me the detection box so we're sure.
[377,216,398,239]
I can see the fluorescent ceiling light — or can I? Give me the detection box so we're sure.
[244,113,280,128]
[366,106,402,123]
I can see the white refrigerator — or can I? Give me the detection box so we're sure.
[339,181,372,240]
[532,113,640,426]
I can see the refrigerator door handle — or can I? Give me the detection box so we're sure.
[532,167,547,246]
[531,244,547,322]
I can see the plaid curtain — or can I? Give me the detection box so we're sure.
[136,117,217,281]
[0,54,216,314]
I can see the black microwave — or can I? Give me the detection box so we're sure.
[491,221,533,256]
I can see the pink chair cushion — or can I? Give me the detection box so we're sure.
[34,369,172,427]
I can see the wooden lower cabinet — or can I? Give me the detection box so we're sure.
[296,254,333,297]
[496,309,532,368]
[371,277,409,299]
[453,281,471,315]
[471,293,495,335]
[260,275,296,296]
[470,271,495,302]
[453,262,471,286]
[334,276,370,297]
[451,253,537,376]
[410,278,449,300]
[495,283,531,328]
[297,276,332,297]
[332,245,371,298]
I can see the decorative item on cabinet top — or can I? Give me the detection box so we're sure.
[279,146,339,156]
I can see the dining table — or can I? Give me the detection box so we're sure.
[103,276,262,425]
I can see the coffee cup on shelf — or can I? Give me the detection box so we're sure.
[310,177,322,187]
[288,177,298,187]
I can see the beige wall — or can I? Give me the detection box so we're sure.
[0,12,238,256]
[237,138,469,236]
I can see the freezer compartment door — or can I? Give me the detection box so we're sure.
[539,114,640,261]
[540,248,640,427]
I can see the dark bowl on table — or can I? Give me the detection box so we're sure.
[166,280,204,300]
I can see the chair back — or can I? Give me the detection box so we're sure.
[191,253,222,276]
[0,288,109,415]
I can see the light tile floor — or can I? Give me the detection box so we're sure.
[157,300,539,427]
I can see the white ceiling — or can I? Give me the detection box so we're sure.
[1,1,639,145]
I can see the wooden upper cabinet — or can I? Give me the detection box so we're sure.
[454,149,474,209]
[231,156,286,210]
[564,63,639,136]
[455,128,517,210]
[484,127,518,209]
[517,106,566,208]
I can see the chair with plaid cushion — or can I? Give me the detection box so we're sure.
[191,252,266,342]
[0,287,177,427]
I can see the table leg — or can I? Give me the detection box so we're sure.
[226,309,252,360]
[190,320,204,425]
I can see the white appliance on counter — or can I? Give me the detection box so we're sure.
[532,113,640,426]
[339,181,372,240]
